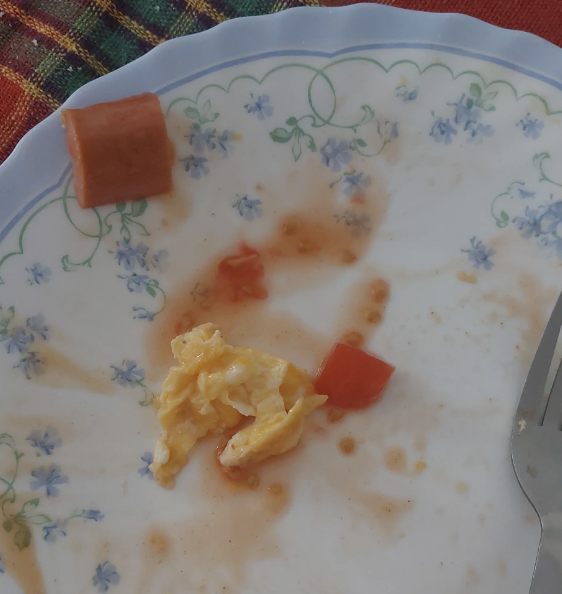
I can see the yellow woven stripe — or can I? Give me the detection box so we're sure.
[184,0,229,24]
[0,86,32,149]
[0,93,33,147]
[92,0,166,47]
[0,64,60,111]
[0,1,109,76]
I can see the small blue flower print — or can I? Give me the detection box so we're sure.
[14,351,43,379]
[334,210,371,236]
[1,325,33,353]
[150,250,168,272]
[466,123,494,144]
[320,139,352,172]
[451,95,481,128]
[30,463,68,497]
[139,452,154,479]
[26,314,50,340]
[540,201,562,235]
[81,509,104,522]
[118,273,150,293]
[513,201,562,240]
[232,195,263,221]
[513,200,562,259]
[188,123,217,153]
[113,240,148,271]
[0,307,49,378]
[27,427,61,455]
[132,307,155,321]
[26,263,51,285]
[446,94,495,143]
[462,237,495,270]
[380,120,399,143]
[42,508,104,543]
[187,124,235,156]
[342,172,371,197]
[216,130,235,156]
[245,93,273,119]
[93,561,120,593]
[503,181,536,201]
[111,360,153,405]
[517,113,544,139]
[540,235,562,259]
[518,188,535,199]
[43,521,67,543]
[515,182,536,200]
[430,115,457,145]
[181,155,209,179]
[111,360,144,388]
[396,85,417,101]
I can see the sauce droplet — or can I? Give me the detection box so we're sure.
[339,437,356,455]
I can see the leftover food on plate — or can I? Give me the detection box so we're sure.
[314,342,395,409]
[313,277,394,409]
[150,323,327,488]
[57,94,397,492]
[150,314,396,489]
[61,92,173,209]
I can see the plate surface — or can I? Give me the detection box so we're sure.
[2,5,562,593]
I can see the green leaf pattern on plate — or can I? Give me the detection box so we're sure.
[0,433,103,551]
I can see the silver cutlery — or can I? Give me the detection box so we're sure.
[512,290,562,592]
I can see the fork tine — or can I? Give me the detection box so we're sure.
[542,357,562,428]
[517,290,562,421]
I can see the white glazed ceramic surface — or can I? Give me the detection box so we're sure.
[2,5,562,593]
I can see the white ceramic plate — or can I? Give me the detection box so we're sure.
[2,5,562,593]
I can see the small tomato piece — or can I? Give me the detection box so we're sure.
[314,343,395,409]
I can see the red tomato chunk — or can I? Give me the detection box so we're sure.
[314,343,395,409]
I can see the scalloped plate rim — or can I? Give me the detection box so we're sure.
[2,4,562,238]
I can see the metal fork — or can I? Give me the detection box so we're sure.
[512,290,562,593]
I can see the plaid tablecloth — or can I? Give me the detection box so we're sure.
[1,0,561,165]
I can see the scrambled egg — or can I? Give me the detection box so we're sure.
[150,323,327,488]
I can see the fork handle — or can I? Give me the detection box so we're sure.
[530,524,562,593]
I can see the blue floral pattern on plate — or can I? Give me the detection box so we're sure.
[330,170,372,197]
[30,464,69,497]
[517,113,544,139]
[462,237,495,270]
[488,153,562,259]
[110,360,154,406]
[0,432,103,552]
[93,561,120,593]
[138,452,154,479]
[0,306,50,378]
[431,84,495,145]
[245,93,273,119]
[232,195,263,221]
[26,263,51,285]
[320,138,352,172]
[27,427,62,456]
[43,510,104,543]
[334,210,372,236]
[396,85,418,101]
